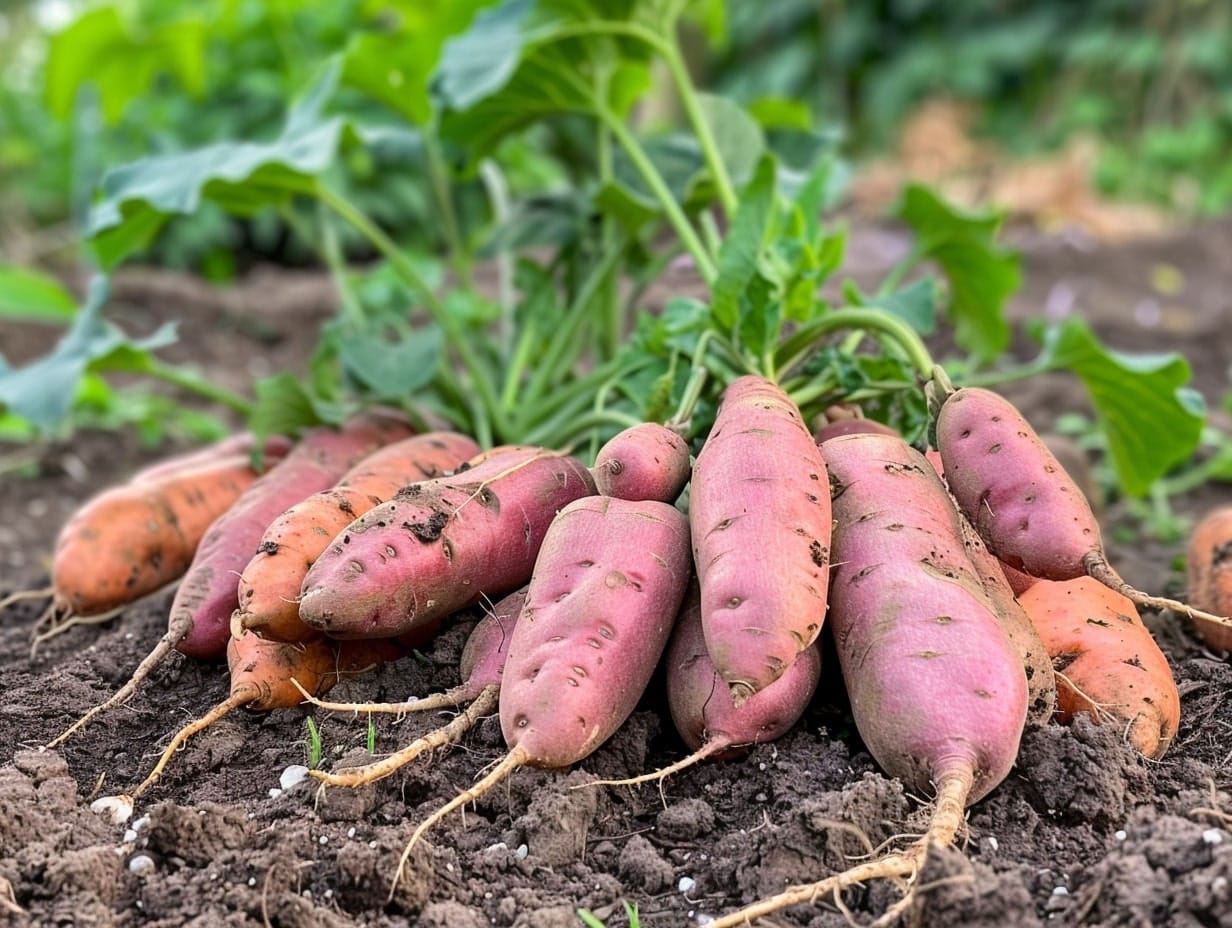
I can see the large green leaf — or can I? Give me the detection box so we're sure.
[894,183,1020,362]
[342,1,493,124]
[0,265,77,323]
[46,5,206,124]
[86,61,347,268]
[711,154,777,332]
[1034,317,1205,496]
[0,277,177,432]
[696,93,765,189]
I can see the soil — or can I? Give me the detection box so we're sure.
[3,218,1232,928]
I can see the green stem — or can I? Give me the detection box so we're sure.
[425,128,471,289]
[776,307,936,380]
[599,110,717,284]
[316,181,503,442]
[661,43,738,217]
[523,407,642,452]
[146,360,252,416]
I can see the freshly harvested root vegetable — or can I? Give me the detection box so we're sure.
[90,629,414,823]
[958,517,1057,726]
[233,431,480,643]
[589,583,820,788]
[690,375,831,703]
[304,587,527,789]
[45,412,411,749]
[813,416,898,443]
[127,432,293,484]
[1184,505,1232,653]
[1018,577,1180,758]
[590,422,691,503]
[20,438,290,623]
[710,432,1029,927]
[932,376,1231,634]
[388,496,691,897]
[298,446,597,639]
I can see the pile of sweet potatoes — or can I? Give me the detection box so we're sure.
[6,372,1203,926]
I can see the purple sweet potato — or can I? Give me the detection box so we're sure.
[690,375,831,703]
[590,422,691,503]
[297,446,597,638]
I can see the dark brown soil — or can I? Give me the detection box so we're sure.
[3,219,1232,927]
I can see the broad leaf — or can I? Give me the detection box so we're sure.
[87,61,347,268]
[249,373,332,442]
[1033,317,1205,496]
[335,326,444,399]
[711,154,777,332]
[46,6,206,124]
[894,183,1019,362]
[696,93,765,188]
[0,277,177,431]
[0,265,78,323]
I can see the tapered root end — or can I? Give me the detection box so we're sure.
[582,740,726,789]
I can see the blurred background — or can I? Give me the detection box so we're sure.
[4,0,1231,278]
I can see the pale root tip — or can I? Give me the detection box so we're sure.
[90,794,134,825]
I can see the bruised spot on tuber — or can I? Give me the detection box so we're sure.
[1086,617,1112,627]
[810,540,827,567]
[338,499,355,517]
[1053,651,1079,673]
[1213,540,1232,566]
[258,540,280,556]
[477,488,500,512]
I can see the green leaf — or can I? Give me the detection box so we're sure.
[894,183,1020,362]
[696,93,766,188]
[342,1,492,124]
[249,373,331,442]
[433,0,537,113]
[1034,317,1205,496]
[336,326,444,398]
[0,265,77,323]
[711,154,777,331]
[0,277,177,432]
[46,6,206,125]
[876,278,939,337]
[87,60,347,268]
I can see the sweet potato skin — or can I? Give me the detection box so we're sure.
[825,432,1028,803]
[298,448,597,639]
[690,375,831,701]
[235,431,480,642]
[666,584,820,755]
[936,386,1100,580]
[1018,576,1180,758]
[591,422,691,503]
[499,496,691,768]
[1185,505,1232,653]
[172,414,414,659]
[51,450,284,617]
[457,587,527,690]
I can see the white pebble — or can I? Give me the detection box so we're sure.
[486,842,508,853]
[90,795,133,825]
[369,841,378,849]
[123,829,138,844]
[986,836,999,852]
[280,765,310,791]
[1052,886,1069,897]
[127,854,156,875]
[267,788,283,799]
[678,876,696,893]
[132,815,151,833]
[1204,829,1224,845]
[318,835,329,845]
[1114,830,1127,841]
[347,827,356,838]
[248,878,257,887]
[1213,876,1228,894]
[516,844,528,860]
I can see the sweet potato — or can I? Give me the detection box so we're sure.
[298,446,597,639]
[1018,576,1180,758]
[1185,505,1232,653]
[234,431,480,642]
[307,587,527,789]
[690,375,831,703]
[590,422,691,503]
[387,495,691,896]
[46,412,411,749]
[42,440,289,619]
[934,381,1227,631]
[710,432,1029,928]
[591,583,820,787]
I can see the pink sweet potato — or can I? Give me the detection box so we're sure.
[234,431,480,642]
[387,496,691,891]
[298,446,597,639]
[590,422,691,503]
[935,383,1224,632]
[690,375,831,703]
